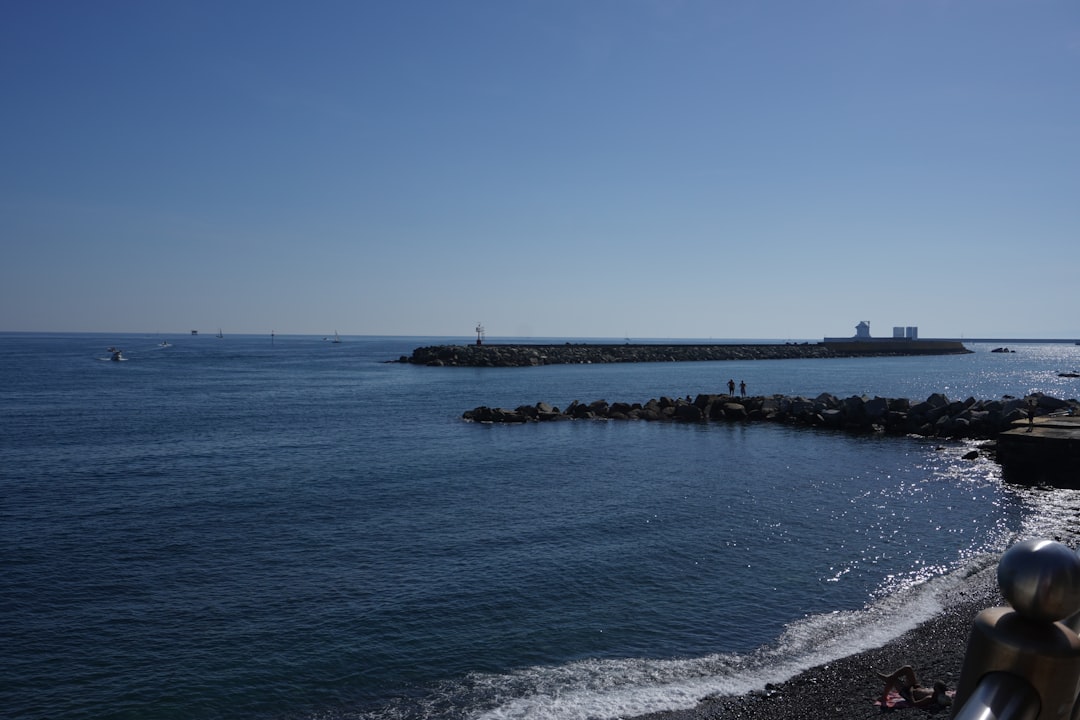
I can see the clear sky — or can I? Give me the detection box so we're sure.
[2,1,1077,339]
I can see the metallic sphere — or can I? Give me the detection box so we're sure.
[997,539,1080,623]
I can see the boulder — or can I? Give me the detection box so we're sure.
[1035,395,1070,411]
[722,403,748,421]
[821,409,844,427]
[675,404,704,422]
[865,396,889,422]
[926,393,950,408]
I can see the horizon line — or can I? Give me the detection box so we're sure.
[2,330,1077,344]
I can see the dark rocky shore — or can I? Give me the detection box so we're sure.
[400,341,970,367]
[464,391,1078,442]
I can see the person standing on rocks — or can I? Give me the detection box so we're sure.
[740,380,747,397]
[728,379,735,395]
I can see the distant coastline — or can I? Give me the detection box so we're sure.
[941,337,1080,344]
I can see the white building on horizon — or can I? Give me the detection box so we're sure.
[824,321,919,343]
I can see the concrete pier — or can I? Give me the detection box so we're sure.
[996,414,1080,486]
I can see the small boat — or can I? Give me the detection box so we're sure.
[332,331,341,344]
[1059,372,1080,378]
[158,341,171,348]
[217,329,223,339]
[108,347,125,361]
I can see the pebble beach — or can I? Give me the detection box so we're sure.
[635,522,1080,720]
[633,572,998,720]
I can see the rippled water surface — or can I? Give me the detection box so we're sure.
[3,334,1079,720]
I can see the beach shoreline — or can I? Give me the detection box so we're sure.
[631,570,1000,720]
[634,513,1080,720]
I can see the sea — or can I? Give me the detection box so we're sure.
[3,333,1079,720]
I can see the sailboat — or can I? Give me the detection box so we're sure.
[331,331,341,344]
[216,328,223,339]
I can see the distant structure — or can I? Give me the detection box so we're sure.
[832,321,919,342]
[824,321,967,354]
[475,323,485,346]
[893,326,919,339]
[191,329,198,335]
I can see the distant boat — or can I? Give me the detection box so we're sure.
[191,330,198,335]
[107,347,125,361]
[217,329,223,339]
[332,331,341,344]
[158,341,171,348]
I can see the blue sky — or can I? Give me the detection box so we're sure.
[2,1,1077,339]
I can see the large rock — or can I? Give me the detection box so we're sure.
[675,404,704,422]
[722,403,748,421]
[865,397,890,422]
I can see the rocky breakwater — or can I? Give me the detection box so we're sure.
[402,343,835,367]
[464,391,1079,443]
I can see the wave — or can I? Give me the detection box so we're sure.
[351,473,1080,720]
[349,550,1001,720]
[460,483,1080,720]
[468,556,999,720]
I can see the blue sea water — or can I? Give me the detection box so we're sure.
[3,333,1080,720]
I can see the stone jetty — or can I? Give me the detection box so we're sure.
[463,391,1079,443]
[400,341,969,368]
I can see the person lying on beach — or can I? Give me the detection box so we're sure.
[877,666,951,709]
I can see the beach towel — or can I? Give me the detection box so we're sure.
[874,690,955,711]
[875,690,911,709]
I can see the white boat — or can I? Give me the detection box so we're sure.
[332,331,341,344]
[107,347,125,361]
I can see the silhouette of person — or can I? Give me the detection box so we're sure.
[728,379,735,395]
[739,380,746,397]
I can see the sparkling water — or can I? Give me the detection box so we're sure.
[3,334,1079,720]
